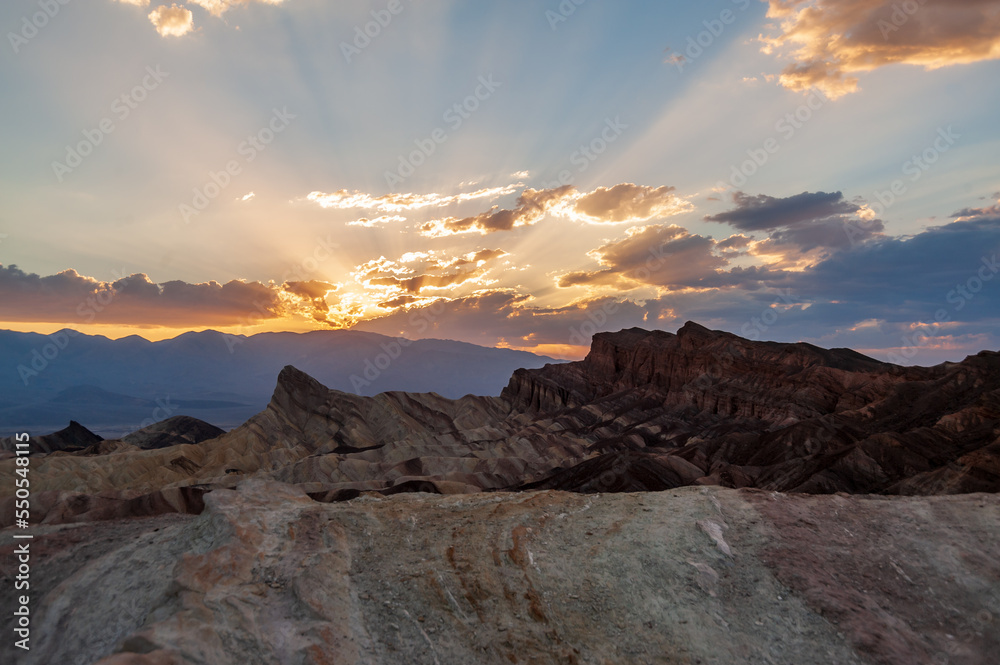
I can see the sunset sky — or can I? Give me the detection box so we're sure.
[2,0,999,363]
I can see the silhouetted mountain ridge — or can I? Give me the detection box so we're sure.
[0,327,560,434]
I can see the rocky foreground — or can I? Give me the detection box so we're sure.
[1,480,997,665]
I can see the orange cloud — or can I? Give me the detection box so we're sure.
[419,187,575,238]
[352,249,509,300]
[120,0,284,37]
[570,184,692,224]
[282,280,340,324]
[0,265,356,330]
[148,4,193,37]
[761,0,1000,98]
[418,183,692,237]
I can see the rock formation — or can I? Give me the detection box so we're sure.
[0,480,996,665]
[2,323,998,529]
[1,323,999,664]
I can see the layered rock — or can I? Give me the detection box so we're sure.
[2,323,998,529]
[505,323,1000,495]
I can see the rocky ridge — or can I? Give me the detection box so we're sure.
[1,323,998,529]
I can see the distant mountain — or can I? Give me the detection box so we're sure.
[0,328,560,435]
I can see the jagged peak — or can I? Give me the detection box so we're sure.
[677,321,714,336]
[273,365,332,404]
[60,421,103,441]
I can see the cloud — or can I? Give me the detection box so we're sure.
[717,234,754,251]
[283,280,338,300]
[0,266,355,329]
[706,190,884,266]
[0,266,285,327]
[556,224,737,291]
[705,191,859,231]
[187,0,284,18]
[347,215,407,228]
[951,202,1000,221]
[352,203,1000,357]
[352,289,653,354]
[283,280,339,324]
[418,183,692,237]
[419,187,575,237]
[570,184,692,224]
[353,249,509,301]
[754,215,884,259]
[148,4,194,37]
[791,214,1000,319]
[307,185,519,215]
[761,0,1000,98]
[119,0,284,37]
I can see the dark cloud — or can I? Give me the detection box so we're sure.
[951,204,1000,219]
[557,225,729,290]
[717,234,753,251]
[706,191,884,266]
[705,191,859,231]
[789,215,1000,322]
[283,280,338,300]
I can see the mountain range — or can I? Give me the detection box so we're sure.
[0,328,559,435]
[4,321,997,527]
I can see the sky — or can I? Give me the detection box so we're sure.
[1,0,999,364]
